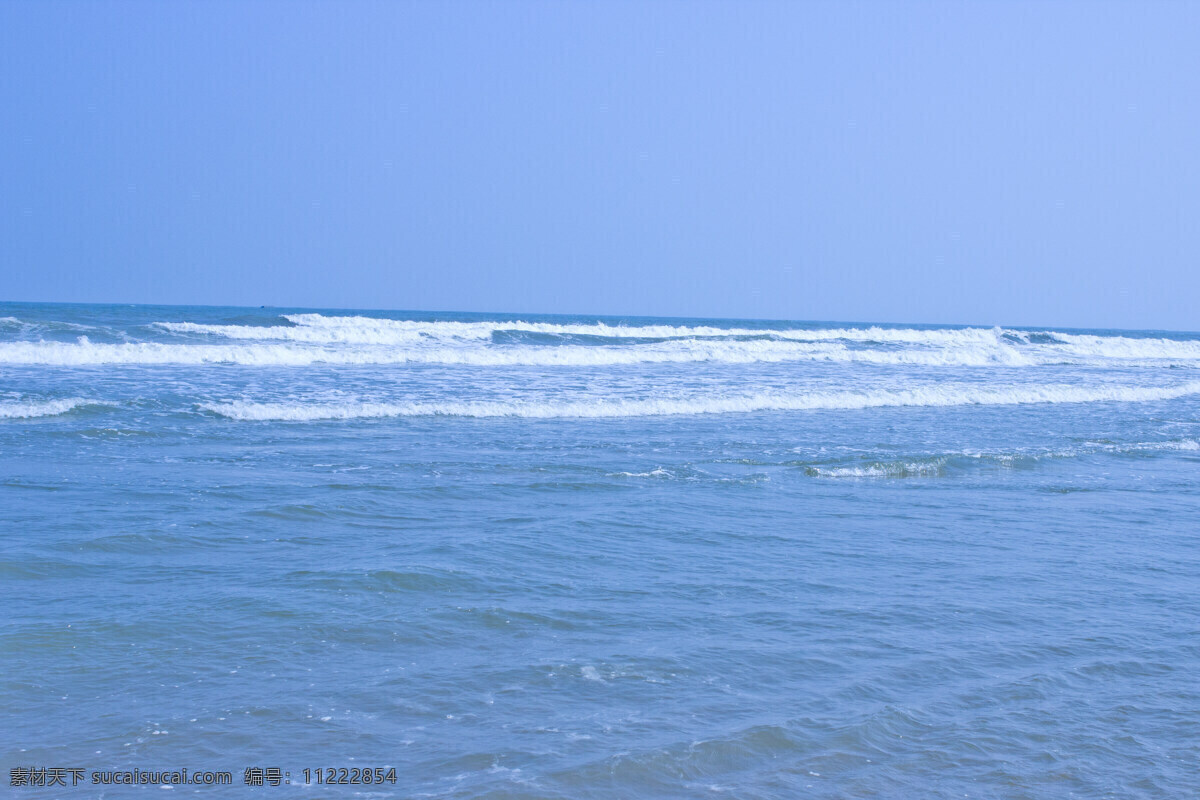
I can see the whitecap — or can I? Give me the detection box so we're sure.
[199,381,1200,421]
[0,398,107,420]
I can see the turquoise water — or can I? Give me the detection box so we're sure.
[2,302,1199,798]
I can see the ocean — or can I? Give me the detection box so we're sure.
[2,302,1198,798]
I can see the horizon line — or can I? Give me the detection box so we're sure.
[1,297,1197,337]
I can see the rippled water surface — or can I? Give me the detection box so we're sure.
[3,303,1199,798]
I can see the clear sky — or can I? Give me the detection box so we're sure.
[2,1,1198,330]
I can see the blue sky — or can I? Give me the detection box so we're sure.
[2,1,1198,329]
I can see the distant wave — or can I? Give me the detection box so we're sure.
[18,313,1180,367]
[154,317,430,345]
[0,398,105,420]
[8,333,1200,367]
[200,381,1200,420]
[153,313,1200,351]
[3,314,1198,368]
[0,339,1038,366]
[156,314,1015,346]
[805,438,1200,478]
[0,316,104,332]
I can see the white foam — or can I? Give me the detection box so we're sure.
[0,339,1031,366]
[580,666,605,682]
[0,398,102,419]
[200,381,1200,421]
[1094,438,1200,454]
[155,313,1015,346]
[153,319,431,345]
[1031,331,1200,361]
[246,315,1200,362]
[273,315,1015,347]
[8,314,1199,367]
[809,461,946,478]
[808,437,1200,477]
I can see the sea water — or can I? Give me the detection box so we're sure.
[2,302,1198,798]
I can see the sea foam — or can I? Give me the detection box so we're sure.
[0,339,1033,367]
[13,314,1190,367]
[200,381,1200,420]
[0,398,103,419]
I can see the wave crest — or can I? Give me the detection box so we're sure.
[0,398,106,420]
[200,381,1200,421]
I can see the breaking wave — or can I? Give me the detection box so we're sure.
[805,438,1200,478]
[157,314,1014,346]
[0,313,1172,367]
[0,398,106,420]
[0,339,1037,366]
[200,381,1200,420]
[154,313,1200,352]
